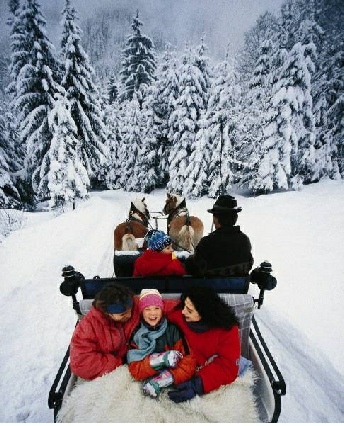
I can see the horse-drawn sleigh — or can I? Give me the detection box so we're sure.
[48,194,286,422]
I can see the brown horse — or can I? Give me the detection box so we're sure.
[163,193,204,253]
[114,198,150,251]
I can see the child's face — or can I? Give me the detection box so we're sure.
[161,244,173,254]
[142,306,163,326]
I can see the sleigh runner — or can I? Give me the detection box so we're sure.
[48,265,286,422]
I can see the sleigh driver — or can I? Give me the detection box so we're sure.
[189,195,254,277]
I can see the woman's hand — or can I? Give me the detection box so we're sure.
[168,376,203,403]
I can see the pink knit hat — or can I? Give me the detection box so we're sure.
[139,289,164,312]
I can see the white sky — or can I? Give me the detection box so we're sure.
[0,0,285,59]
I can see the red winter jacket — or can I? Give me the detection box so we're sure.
[70,298,141,380]
[133,249,186,277]
[167,309,240,394]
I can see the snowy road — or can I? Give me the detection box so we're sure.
[0,186,343,422]
[255,308,344,422]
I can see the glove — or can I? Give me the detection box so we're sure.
[149,350,183,370]
[168,376,204,403]
[142,370,174,398]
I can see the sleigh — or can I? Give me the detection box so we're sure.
[48,265,286,422]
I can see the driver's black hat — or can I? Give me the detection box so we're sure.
[207,195,242,214]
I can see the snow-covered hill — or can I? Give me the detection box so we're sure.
[0,180,343,422]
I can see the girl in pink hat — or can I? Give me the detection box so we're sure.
[127,289,196,398]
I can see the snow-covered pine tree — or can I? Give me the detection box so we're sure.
[206,57,241,197]
[219,64,242,192]
[4,0,19,98]
[193,36,212,110]
[279,0,300,51]
[60,0,108,189]
[167,46,207,195]
[239,39,289,194]
[322,42,344,178]
[184,112,211,198]
[107,74,118,105]
[116,95,142,191]
[237,11,279,86]
[1,0,24,207]
[181,36,214,198]
[268,36,316,190]
[119,11,156,106]
[153,45,180,185]
[290,43,316,187]
[130,89,160,193]
[6,0,24,104]
[312,0,344,179]
[295,9,326,183]
[11,0,63,203]
[104,98,122,190]
[206,61,229,197]
[6,0,26,205]
[8,0,20,17]
[236,10,287,194]
[0,100,21,208]
[40,93,89,209]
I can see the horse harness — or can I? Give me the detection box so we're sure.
[125,203,150,233]
[166,199,191,233]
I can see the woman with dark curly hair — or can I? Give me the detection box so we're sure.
[167,286,241,403]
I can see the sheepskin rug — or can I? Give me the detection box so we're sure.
[57,366,260,423]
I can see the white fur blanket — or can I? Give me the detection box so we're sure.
[57,366,259,423]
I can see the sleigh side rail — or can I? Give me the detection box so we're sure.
[48,346,72,422]
[250,316,286,422]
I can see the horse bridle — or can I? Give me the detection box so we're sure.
[165,199,189,228]
[129,202,150,228]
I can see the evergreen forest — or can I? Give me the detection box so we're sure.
[0,0,343,210]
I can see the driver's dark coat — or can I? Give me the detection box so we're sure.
[191,225,253,276]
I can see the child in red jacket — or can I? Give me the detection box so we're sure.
[133,230,186,276]
[127,289,196,397]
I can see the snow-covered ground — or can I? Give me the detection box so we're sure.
[0,179,343,422]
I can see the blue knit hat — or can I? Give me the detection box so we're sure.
[148,230,172,252]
